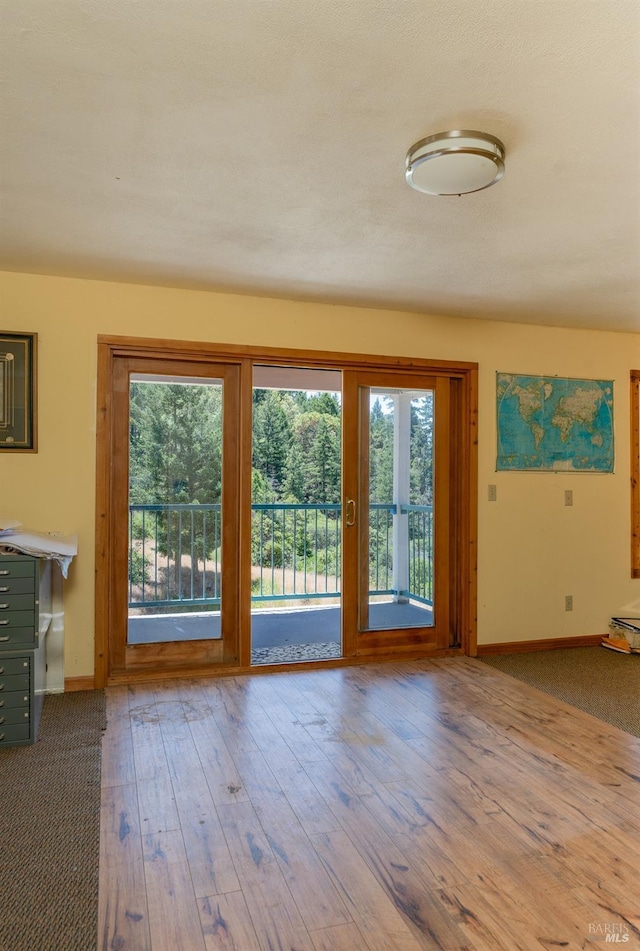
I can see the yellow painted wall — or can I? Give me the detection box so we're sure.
[1,270,639,678]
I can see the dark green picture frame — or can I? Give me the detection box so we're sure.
[0,332,38,452]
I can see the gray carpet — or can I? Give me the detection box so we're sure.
[479,647,640,737]
[0,690,107,951]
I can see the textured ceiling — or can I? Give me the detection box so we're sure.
[2,1,639,333]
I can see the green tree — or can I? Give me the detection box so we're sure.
[130,381,223,505]
[290,411,341,503]
[252,390,293,493]
[128,382,223,582]
[282,438,305,501]
[369,397,394,503]
[305,392,341,418]
[410,394,434,505]
[307,415,341,503]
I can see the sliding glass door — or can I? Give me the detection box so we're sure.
[108,356,241,675]
[127,373,225,646]
[358,383,436,631]
[95,338,476,685]
[342,371,456,655]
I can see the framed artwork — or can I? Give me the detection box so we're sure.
[0,332,38,452]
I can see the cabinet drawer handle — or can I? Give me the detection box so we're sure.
[0,699,3,706]
[0,621,9,627]
[0,587,8,593]
[0,603,9,610]
[0,570,8,576]
[0,634,9,640]
[0,684,4,691]
[0,734,4,741]
[0,717,4,725]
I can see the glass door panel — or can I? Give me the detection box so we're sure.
[108,354,241,677]
[127,373,225,645]
[359,385,435,632]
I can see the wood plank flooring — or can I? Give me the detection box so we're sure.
[98,657,640,950]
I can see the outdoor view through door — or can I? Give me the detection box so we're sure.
[127,373,225,647]
[360,386,435,632]
[251,366,343,665]
[124,372,437,659]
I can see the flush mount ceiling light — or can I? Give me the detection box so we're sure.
[405,130,505,196]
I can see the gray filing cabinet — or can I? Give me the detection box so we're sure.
[0,554,52,748]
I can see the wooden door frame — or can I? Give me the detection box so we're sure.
[342,370,467,658]
[95,335,478,687]
[113,357,241,673]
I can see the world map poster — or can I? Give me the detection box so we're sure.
[496,373,614,472]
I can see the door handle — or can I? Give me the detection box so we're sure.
[345,498,356,527]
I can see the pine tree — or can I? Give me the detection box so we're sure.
[252,390,293,493]
[128,381,223,574]
[410,393,434,505]
[369,397,394,503]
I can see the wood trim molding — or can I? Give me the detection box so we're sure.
[462,370,478,656]
[477,635,603,656]
[99,647,466,687]
[433,376,452,650]
[96,334,478,377]
[632,370,640,578]
[64,675,96,692]
[94,340,112,689]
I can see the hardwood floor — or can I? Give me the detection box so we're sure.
[98,657,640,950]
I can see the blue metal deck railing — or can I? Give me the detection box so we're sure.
[252,503,342,602]
[128,502,433,609]
[402,504,434,605]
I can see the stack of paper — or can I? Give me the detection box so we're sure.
[0,519,22,534]
[0,521,77,577]
[601,636,640,655]
[609,617,640,649]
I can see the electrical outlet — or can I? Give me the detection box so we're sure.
[564,490,573,506]
[565,595,573,612]
[488,484,497,502]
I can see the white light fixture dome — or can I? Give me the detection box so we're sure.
[405,130,505,196]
